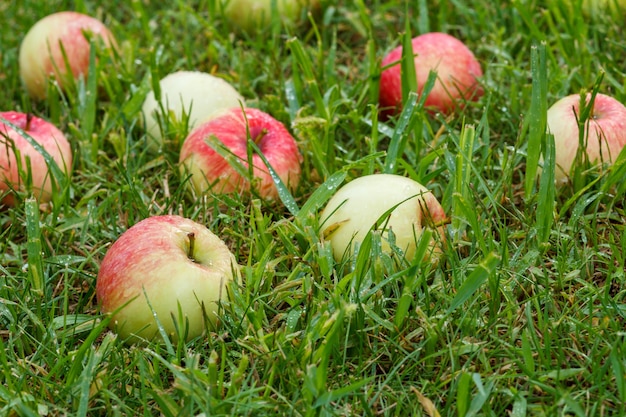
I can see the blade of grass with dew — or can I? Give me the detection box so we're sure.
[25,198,44,296]
[524,41,547,199]
[535,132,555,249]
[393,264,420,330]
[400,17,417,106]
[383,91,418,174]
[446,252,500,314]
[287,37,327,119]
[571,72,604,190]
[75,333,116,417]
[451,124,476,243]
[297,170,346,225]
[246,139,299,216]
[79,39,98,162]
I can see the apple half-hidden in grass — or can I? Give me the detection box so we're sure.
[0,111,73,206]
[581,0,626,16]
[544,92,626,185]
[179,107,302,200]
[96,215,240,343]
[19,11,118,100]
[221,0,321,34]
[379,32,483,116]
[141,70,245,149]
[319,174,446,263]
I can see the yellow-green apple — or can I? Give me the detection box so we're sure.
[545,92,626,185]
[379,32,483,116]
[179,107,302,200]
[581,0,626,15]
[220,0,320,33]
[0,111,72,206]
[19,11,118,100]
[319,174,446,263]
[96,215,239,343]
[141,70,245,149]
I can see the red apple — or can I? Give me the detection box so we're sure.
[379,32,483,116]
[96,215,240,343]
[179,107,302,200]
[0,111,73,206]
[546,93,626,185]
[141,70,245,149]
[319,174,446,263]
[19,11,118,100]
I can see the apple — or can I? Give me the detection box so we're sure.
[179,107,302,200]
[19,11,118,100]
[96,215,240,343]
[141,70,245,150]
[220,0,320,33]
[545,92,626,185]
[319,174,446,263]
[379,32,483,116]
[0,111,73,206]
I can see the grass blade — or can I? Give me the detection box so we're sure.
[447,252,500,314]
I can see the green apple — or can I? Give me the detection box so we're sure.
[319,174,446,263]
[220,0,320,33]
[581,0,626,15]
[141,70,244,149]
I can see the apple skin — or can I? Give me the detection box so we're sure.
[545,93,626,185]
[96,215,240,343]
[319,174,446,263]
[19,11,118,100]
[0,111,73,206]
[221,0,320,33]
[141,71,245,149]
[379,32,483,116]
[179,107,302,200]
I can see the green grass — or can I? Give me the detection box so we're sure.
[1,0,626,415]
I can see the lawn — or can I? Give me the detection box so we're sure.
[1,0,626,416]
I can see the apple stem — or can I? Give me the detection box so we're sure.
[187,232,196,261]
[254,128,268,143]
[25,113,33,131]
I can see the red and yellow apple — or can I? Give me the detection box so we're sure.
[0,111,73,206]
[141,70,245,149]
[545,92,626,185]
[379,32,483,116]
[19,11,118,100]
[179,107,302,200]
[96,215,239,343]
[319,174,446,263]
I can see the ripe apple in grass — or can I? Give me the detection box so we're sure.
[319,174,447,263]
[179,107,302,200]
[19,11,118,100]
[0,111,72,206]
[220,0,321,33]
[96,215,240,343]
[141,71,245,150]
[379,32,483,116]
[544,92,626,185]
